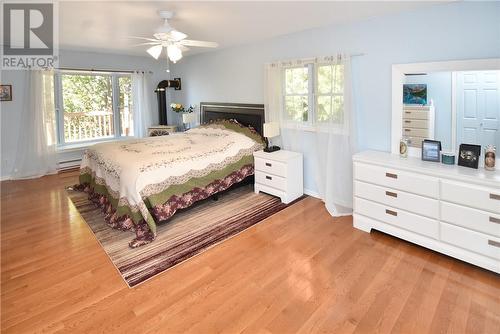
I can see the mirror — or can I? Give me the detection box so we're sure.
[402,71,499,152]
[392,59,500,158]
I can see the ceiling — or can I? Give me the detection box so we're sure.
[59,1,450,58]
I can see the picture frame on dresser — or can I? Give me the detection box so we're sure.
[458,143,481,169]
[421,140,441,162]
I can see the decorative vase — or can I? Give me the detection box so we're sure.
[484,145,496,171]
[400,138,409,158]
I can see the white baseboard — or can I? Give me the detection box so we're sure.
[304,188,321,198]
[0,175,12,181]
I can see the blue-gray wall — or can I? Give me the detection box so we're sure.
[405,72,452,150]
[170,1,500,193]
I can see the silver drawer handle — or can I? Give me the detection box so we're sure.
[489,216,500,224]
[385,191,398,198]
[385,172,398,179]
[404,120,411,123]
[404,129,411,132]
[385,209,398,217]
[265,162,272,167]
[490,193,500,201]
[265,176,272,180]
[488,240,500,248]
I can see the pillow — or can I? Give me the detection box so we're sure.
[199,119,265,146]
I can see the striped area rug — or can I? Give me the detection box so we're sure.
[67,184,298,287]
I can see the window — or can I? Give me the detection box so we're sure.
[316,64,344,124]
[284,66,310,122]
[282,63,344,126]
[55,70,134,145]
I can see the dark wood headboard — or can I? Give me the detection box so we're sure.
[200,102,265,136]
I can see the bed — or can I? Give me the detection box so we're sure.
[76,103,265,248]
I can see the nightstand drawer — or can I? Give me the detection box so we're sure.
[255,158,287,177]
[255,172,286,191]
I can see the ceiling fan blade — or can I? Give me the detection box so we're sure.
[177,44,190,52]
[169,30,187,41]
[132,42,161,47]
[147,45,163,59]
[179,40,218,48]
[129,36,160,43]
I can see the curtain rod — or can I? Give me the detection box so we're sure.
[266,53,366,65]
[56,67,153,74]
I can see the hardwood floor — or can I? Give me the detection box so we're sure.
[1,171,499,333]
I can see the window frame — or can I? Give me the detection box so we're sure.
[314,62,345,130]
[281,62,346,132]
[54,70,133,147]
[282,63,315,127]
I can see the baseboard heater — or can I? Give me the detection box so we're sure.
[58,158,81,172]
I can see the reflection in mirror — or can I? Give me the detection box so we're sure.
[402,70,499,153]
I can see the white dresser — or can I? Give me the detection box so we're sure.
[353,150,500,273]
[402,105,435,148]
[253,150,303,204]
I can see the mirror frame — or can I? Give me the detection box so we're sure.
[391,58,500,157]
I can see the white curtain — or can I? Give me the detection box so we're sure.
[12,69,58,179]
[264,55,357,216]
[132,71,153,138]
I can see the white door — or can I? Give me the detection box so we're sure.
[456,71,500,150]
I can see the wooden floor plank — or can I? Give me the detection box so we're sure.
[1,172,499,333]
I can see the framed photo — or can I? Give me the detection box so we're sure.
[403,84,427,105]
[421,139,441,162]
[458,144,481,169]
[0,85,12,101]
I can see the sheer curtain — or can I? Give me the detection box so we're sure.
[264,55,357,216]
[12,69,58,179]
[132,71,153,138]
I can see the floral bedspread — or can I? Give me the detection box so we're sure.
[77,120,264,247]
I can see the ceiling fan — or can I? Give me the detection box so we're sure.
[133,11,218,63]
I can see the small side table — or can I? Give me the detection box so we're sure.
[148,125,177,137]
[253,150,303,203]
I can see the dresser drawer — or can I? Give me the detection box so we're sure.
[403,110,428,120]
[255,158,287,177]
[407,136,425,148]
[354,181,439,219]
[354,163,439,198]
[441,202,500,237]
[403,128,428,138]
[441,180,500,213]
[355,197,439,239]
[402,119,428,129]
[255,172,286,191]
[441,222,500,260]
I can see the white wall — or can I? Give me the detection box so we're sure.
[169,1,500,193]
[0,49,169,179]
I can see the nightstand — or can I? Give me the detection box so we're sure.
[148,125,177,136]
[253,150,303,204]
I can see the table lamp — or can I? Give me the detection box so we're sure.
[263,122,281,153]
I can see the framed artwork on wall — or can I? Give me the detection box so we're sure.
[0,85,12,101]
[403,84,427,105]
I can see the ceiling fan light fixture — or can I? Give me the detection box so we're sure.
[167,44,182,63]
[147,45,162,59]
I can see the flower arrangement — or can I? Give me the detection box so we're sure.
[170,103,194,113]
